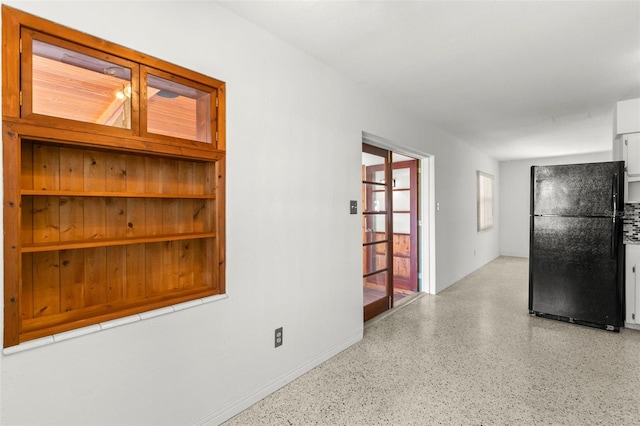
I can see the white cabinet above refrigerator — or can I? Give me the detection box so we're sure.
[615,98,640,136]
[625,133,640,178]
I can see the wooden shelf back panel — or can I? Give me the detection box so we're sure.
[22,195,214,245]
[22,140,215,195]
[17,138,220,341]
[21,238,216,322]
[20,139,216,246]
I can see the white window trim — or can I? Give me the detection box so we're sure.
[477,171,494,233]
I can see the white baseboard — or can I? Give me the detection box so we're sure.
[624,322,640,331]
[194,330,363,426]
[498,253,529,258]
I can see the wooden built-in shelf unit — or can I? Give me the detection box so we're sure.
[2,6,226,347]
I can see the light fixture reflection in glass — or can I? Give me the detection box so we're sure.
[115,84,132,100]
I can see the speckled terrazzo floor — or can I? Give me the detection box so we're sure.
[223,256,640,425]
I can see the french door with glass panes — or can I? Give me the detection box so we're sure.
[362,143,393,321]
[391,157,419,296]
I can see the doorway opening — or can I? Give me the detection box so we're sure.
[362,143,421,321]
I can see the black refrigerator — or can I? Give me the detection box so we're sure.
[529,161,625,331]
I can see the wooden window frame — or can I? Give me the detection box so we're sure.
[2,5,226,348]
[142,66,216,144]
[20,28,141,136]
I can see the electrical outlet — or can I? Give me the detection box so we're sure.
[275,327,283,348]
[350,200,357,214]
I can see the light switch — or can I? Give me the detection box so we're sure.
[350,200,358,214]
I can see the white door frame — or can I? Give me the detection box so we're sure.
[362,131,436,294]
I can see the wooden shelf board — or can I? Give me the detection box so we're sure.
[20,286,218,341]
[21,189,215,199]
[22,232,216,253]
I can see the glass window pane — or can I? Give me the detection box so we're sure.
[393,167,411,189]
[393,189,410,211]
[32,40,132,129]
[362,152,385,169]
[363,183,385,213]
[363,214,386,243]
[147,74,212,143]
[363,242,387,275]
[393,213,411,234]
[373,169,386,183]
[477,171,494,232]
[362,154,386,183]
[363,271,387,306]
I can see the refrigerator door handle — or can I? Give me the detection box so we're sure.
[611,219,618,259]
[612,172,618,221]
[611,173,619,259]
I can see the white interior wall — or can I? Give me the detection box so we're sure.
[0,2,499,425]
[499,151,612,258]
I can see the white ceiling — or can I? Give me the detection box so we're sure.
[220,0,640,161]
